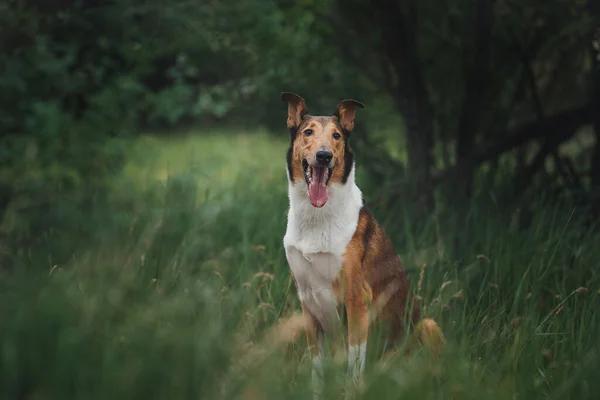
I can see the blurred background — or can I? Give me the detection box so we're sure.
[0,0,599,399]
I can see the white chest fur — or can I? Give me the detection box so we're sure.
[283,166,363,332]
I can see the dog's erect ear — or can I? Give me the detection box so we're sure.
[335,99,365,132]
[281,92,308,129]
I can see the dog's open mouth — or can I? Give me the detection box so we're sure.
[302,159,333,208]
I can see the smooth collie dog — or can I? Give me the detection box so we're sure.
[281,92,445,396]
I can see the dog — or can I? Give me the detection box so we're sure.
[281,92,445,397]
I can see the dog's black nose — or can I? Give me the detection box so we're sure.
[316,150,333,165]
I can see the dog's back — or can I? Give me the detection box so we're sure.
[348,205,422,345]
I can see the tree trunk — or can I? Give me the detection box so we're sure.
[453,0,494,202]
[592,123,600,220]
[0,183,12,227]
[374,0,435,217]
[396,77,435,214]
[590,33,600,219]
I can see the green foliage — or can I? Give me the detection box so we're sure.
[0,0,247,255]
[3,0,593,251]
[0,0,349,255]
[1,0,598,395]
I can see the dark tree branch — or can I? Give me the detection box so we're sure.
[510,33,582,192]
[515,130,568,190]
[434,104,594,184]
[474,106,593,165]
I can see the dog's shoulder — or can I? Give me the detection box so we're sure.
[344,199,401,271]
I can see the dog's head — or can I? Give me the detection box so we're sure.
[281,92,365,208]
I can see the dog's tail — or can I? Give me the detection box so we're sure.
[403,317,446,357]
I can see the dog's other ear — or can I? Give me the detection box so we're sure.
[335,99,365,132]
[281,92,308,129]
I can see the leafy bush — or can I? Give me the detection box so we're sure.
[0,1,243,262]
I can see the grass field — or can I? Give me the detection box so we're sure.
[1,130,599,399]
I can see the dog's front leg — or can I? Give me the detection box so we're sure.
[302,303,325,399]
[343,266,371,391]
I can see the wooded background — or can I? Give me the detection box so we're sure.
[1,0,598,251]
[1,2,600,398]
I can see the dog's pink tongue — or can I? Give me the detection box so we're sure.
[308,166,329,208]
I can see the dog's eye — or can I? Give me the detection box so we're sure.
[304,129,313,136]
[332,132,341,140]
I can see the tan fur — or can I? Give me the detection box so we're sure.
[294,206,445,360]
[232,313,306,374]
[344,206,427,347]
[235,294,444,399]
[283,92,364,187]
[302,302,321,356]
[336,99,363,131]
[404,318,446,357]
[236,307,444,398]
[290,117,347,184]
[279,92,445,394]
[281,92,308,129]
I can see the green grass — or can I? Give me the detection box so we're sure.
[117,129,288,207]
[1,130,600,399]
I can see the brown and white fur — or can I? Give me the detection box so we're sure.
[281,92,445,397]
